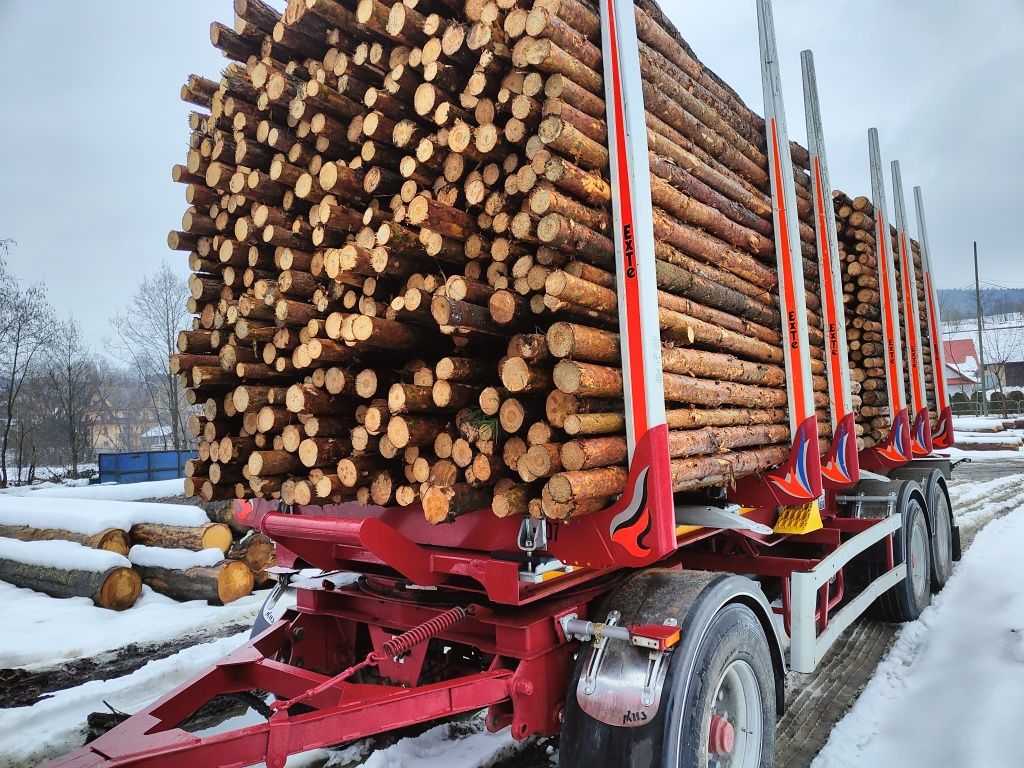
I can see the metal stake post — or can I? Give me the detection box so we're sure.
[749,0,821,502]
[865,129,910,467]
[914,186,954,447]
[801,50,858,487]
[891,161,932,455]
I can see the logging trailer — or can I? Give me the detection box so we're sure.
[47,0,959,766]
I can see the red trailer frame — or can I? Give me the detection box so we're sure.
[41,0,956,766]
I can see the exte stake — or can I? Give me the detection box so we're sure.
[891,160,932,456]
[589,0,675,564]
[801,49,858,489]
[734,0,822,506]
[914,186,955,447]
[863,129,911,470]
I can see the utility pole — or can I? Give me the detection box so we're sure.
[974,241,987,415]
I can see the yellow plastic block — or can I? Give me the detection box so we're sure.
[773,500,823,535]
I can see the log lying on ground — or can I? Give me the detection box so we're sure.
[0,539,142,610]
[129,522,233,553]
[133,561,254,604]
[0,525,130,555]
[129,544,254,603]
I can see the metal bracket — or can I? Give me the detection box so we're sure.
[837,492,896,519]
[674,504,774,536]
[856,470,890,483]
[579,610,620,695]
[573,610,676,727]
[517,517,547,554]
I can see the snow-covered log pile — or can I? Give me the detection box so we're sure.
[0,539,142,610]
[129,545,255,604]
[0,497,263,607]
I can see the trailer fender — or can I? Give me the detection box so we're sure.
[570,569,785,730]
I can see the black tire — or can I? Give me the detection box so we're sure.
[927,483,954,591]
[867,493,932,622]
[561,600,775,768]
[889,468,954,591]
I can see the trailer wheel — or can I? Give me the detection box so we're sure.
[869,492,932,622]
[927,483,953,591]
[559,572,779,768]
[889,468,954,591]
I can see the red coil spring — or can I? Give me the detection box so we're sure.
[371,605,471,662]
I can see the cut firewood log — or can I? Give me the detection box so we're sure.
[0,525,129,555]
[134,560,254,605]
[0,540,141,610]
[129,522,233,554]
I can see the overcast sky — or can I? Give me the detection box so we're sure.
[0,1,1021,349]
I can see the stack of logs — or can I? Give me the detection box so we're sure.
[172,0,846,523]
[833,190,937,446]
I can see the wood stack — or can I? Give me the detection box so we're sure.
[172,0,839,523]
[833,191,885,447]
[834,190,939,445]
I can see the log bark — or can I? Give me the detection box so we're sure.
[0,525,129,555]
[134,560,254,604]
[0,560,141,610]
[129,522,233,554]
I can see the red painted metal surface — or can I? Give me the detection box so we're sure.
[860,408,912,472]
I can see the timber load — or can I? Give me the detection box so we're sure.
[832,190,937,446]
[172,0,843,522]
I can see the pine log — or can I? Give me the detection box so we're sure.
[134,560,254,604]
[0,560,141,610]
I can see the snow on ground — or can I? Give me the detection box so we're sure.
[0,582,263,670]
[0,495,208,534]
[947,473,1024,537]
[0,632,248,768]
[951,416,1020,432]
[0,477,185,500]
[0,538,130,572]
[813,503,1024,768]
[128,545,224,569]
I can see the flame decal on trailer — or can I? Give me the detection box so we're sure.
[769,419,817,500]
[608,466,651,557]
[236,499,254,522]
[821,419,853,486]
[876,412,910,464]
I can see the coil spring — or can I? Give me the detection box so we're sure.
[371,605,472,662]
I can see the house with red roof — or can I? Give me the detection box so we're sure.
[942,338,981,396]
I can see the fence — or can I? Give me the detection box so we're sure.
[97,450,196,484]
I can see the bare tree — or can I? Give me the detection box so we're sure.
[109,262,192,451]
[0,280,54,486]
[47,317,101,476]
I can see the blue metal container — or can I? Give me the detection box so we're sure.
[97,450,196,484]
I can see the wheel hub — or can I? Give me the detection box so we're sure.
[708,714,735,755]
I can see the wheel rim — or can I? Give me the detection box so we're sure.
[701,659,763,768]
[933,495,952,579]
[909,511,930,601]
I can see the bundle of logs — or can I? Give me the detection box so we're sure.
[0,505,271,608]
[833,190,937,446]
[172,0,847,523]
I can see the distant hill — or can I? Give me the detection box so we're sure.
[937,287,1024,322]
